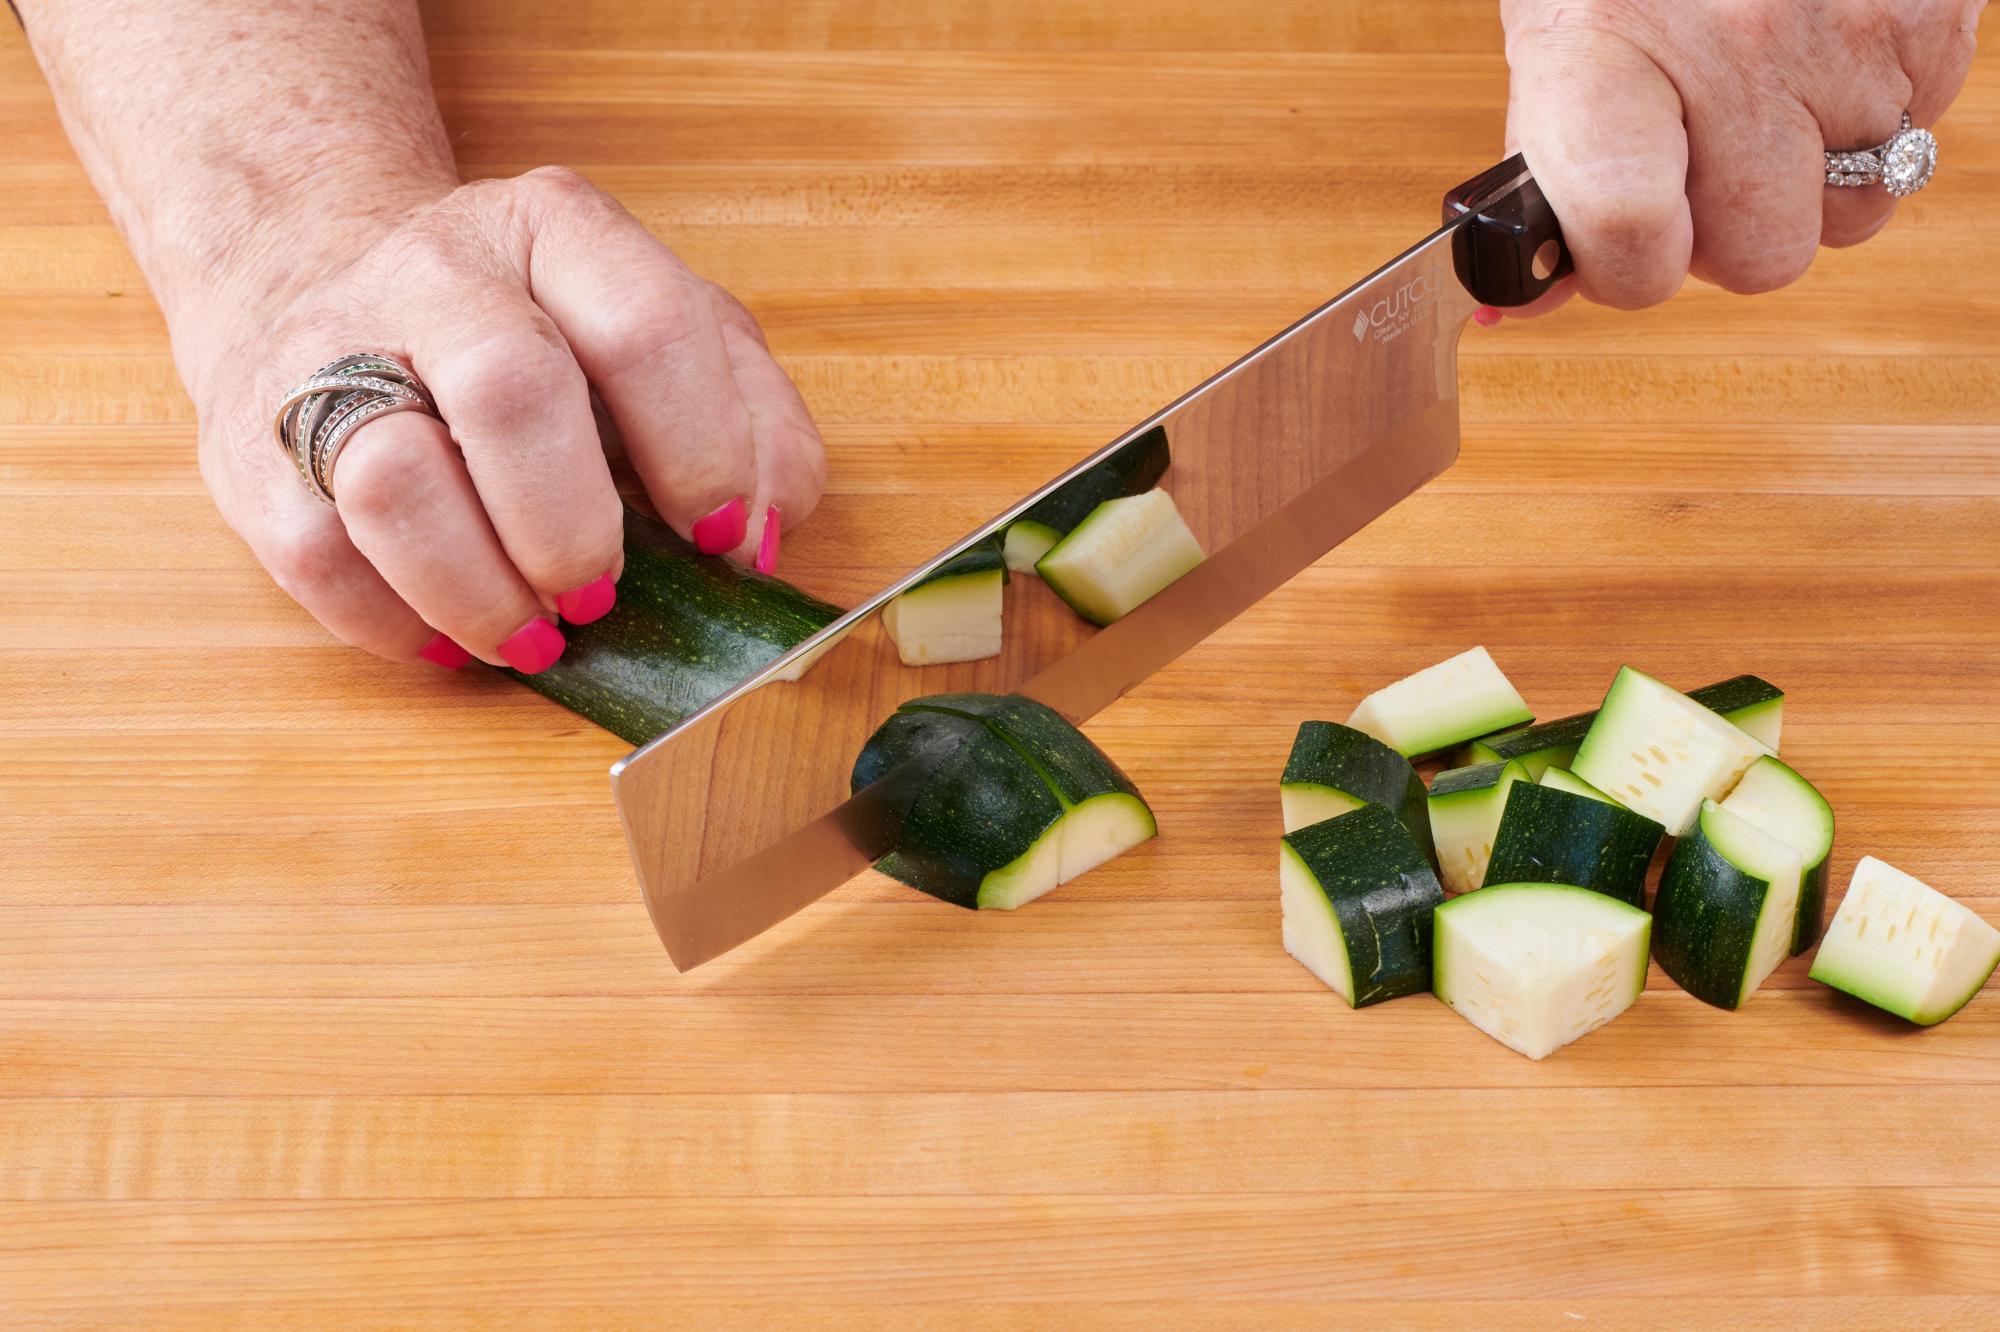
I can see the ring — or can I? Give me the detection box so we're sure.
[271,352,439,504]
[1825,111,1938,197]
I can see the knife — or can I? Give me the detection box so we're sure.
[610,154,1571,970]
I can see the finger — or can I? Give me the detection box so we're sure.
[1682,85,1826,295]
[706,283,828,573]
[1818,99,1906,251]
[401,272,626,625]
[1503,10,1692,310]
[513,167,761,558]
[330,410,568,674]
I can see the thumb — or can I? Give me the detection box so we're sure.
[1502,4,1693,311]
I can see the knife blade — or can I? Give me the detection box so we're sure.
[611,155,1570,970]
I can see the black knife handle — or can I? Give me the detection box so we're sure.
[1443,154,1572,308]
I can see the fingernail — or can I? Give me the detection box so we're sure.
[498,617,566,674]
[693,496,748,555]
[755,505,782,575]
[1472,305,1503,328]
[418,633,472,670]
[556,571,617,626]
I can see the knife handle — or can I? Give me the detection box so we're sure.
[1443,154,1572,307]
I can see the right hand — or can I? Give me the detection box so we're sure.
[186,166,825,673]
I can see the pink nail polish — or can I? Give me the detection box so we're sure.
[498,617,566,674]
[1472,305,1503,328]
[418,634,472,670]
[693,496,748,555]
[755,506,782,575]
[556,571,617,626]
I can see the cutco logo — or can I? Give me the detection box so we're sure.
[1351,271,1434,345]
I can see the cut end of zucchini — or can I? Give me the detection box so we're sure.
[1035,489,1204,626]
[1279,784,1365,834]
[1540,767,1621,807]
[1428,759,1531,895]
[1057,792,1157,884]
[1572,666,1771,836]
[1346,646,1533,759]
[1720,755,1835,955]
[1434,883,1652,1061]
[1280,842,1358,1004]
[883,568,1004,666]
[973,828,1064,911]
[1003,521,1062,575]
[1809,857,2000,1025]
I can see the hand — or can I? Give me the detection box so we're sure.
[1499,0,1985,312]
[186,167,825,673]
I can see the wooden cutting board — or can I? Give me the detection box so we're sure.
[3,2,1998,1324]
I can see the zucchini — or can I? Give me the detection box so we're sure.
[883,544,1006,666]
[1433,883,1652,1060]
[1427,759,1531,895]
[1690,674,1785,750]
[1004,425,1171,574]
[1481,781,1665,907]
[1279,721,1438,869]
[1458,674,1785,774]
[1279,802,1444,1007]
[1571,666,1771,836]
[1719,756,1835,955]
[511,507,843,746]
[1035,488,1204,626]
[1652,800,1802,1009]
[1540,766,1620,805]
[852,693,1156,909]
[1346,647,1533,759]
[1809,856,2000,1025]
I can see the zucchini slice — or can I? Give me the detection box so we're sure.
[1540,766,1620,806]
[1279,721,1438,869]
[1719,756,1835,955]
[1346,647,1533,759]
[511,507,843,746]
[1279,802,1444,1007]
[1689,674,1785,750]
[1427,759,1531,895]
[1459,673,1785,773]
[1652,800,1803,1009]
[1433,883,1652,1060]
[1035,488,1205,626]
[1809,856,2000,1025]
[1004,425,1170,574]
[883,545,1006,666]
[1481,781,1665,907]
[1571,666,1771,836]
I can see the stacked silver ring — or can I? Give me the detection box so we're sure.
[1825,111,1938,197]
[271,352,439,504]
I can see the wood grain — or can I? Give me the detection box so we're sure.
[3,0,1999,1323]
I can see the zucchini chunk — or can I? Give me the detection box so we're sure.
[1346,646,1533,759]
[1434,883,1652,1060]
[1279,721,1438,868]
[1004,425,1171,574]
[1035,488,1205,626]
[1652,800,1802,1010]
[1688,674,1785,750]
[1540,766,1621,806]
[1002,521,1063,574]
[1461,711,1593,779]
[1572,666,1771,836]
[1427,759,1531,895]
[1809,856,2000,1025]
[852,693,1156,909]
[1280,803,1444,1007]
[1482,781,1665,907]
[883,545,1005,666]
[1719,756,1835,954]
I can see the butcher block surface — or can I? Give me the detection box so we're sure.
[4,2,1999,1325]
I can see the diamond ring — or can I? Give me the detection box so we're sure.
[1825,111,1938,198]
[271,352,440,504]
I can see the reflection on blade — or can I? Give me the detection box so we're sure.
[613,223,1482,970]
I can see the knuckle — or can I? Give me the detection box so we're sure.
[332,422,451,521]
[257,522,354,609]
[516,164,604,213]
[578,277,712,383]
[434,324,584,432]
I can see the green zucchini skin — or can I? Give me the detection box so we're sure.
[1651,831,1772,1011]
[911,538,1009,589]
[1281,802,1445,1006]
[1687,674,1784,719]
[903,694,1143,808]
[509,507,843,746]
[1011,425,1170,539]
[1481,782,1665,907]
[1281,721,1437,870]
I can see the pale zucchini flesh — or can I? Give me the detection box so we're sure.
[1810,856,2000,1025]
[1427,759,1531,895]
[1034,489,1204,626]
[1002,521,1062,574]
[1541,766,1621,807]
[1279,785,1364,833]
[1651,800,1802,1009]
[882,568,1004,666]
[1572,666,1770,836]
[1346,646,1533,759]
[1719,755,1835,955]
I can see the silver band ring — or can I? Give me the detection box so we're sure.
[271,352,440,504]
[1825,111,1938,197]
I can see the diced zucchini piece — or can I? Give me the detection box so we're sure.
[1460,711,1591,778]
[882,546,1005,666]
[1688,674,1785,750]
[1002,521,1063,574]
[1809,856,2000,1025]
[1427,759,1531,895]
[1572,666,1771,836]
[1652,800,1802,1009]
[1347,647,1533,759]
[1006,425,1172,576]
[1720,756,1835,954]
[1279,803,1444,1007]
[1035,489,1204,626]
[1541,766,1621,806]
[1278,721,1438,869]
[1482,781,1665,907]
[1433,883,1652,1060]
